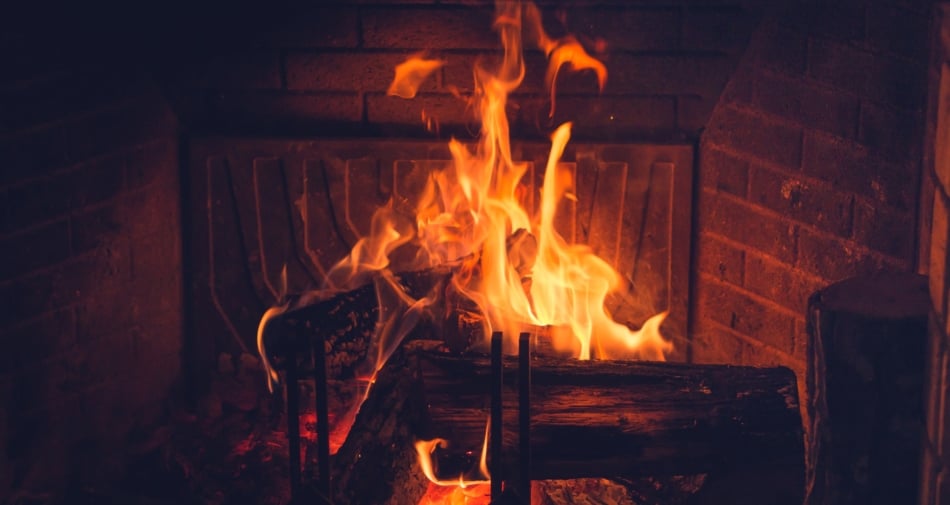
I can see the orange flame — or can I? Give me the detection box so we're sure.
[388,53,446,99]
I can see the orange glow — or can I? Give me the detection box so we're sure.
[388,53,446,99]
[257,0,672,491]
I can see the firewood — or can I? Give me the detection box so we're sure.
[411,346,804,492]
[805,273,929,505]
[259,267,453,379]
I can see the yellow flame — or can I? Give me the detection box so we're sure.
[388,53,446,99]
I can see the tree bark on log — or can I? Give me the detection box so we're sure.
[412,348,804,486]
[805,273,928,505]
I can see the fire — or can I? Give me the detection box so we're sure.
[258,0,673,500]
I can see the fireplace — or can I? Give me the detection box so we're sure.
[0,0,941,503]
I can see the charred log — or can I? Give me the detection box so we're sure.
[259,268,453,379]
[413,347,804,489]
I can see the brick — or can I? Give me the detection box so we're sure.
[748,166,853,237]
[802,132,917,210]
[696,276,796,354]
[0,220,71,281]
[682,6,757,53]
[777,1,865,44]
[261,6,358,48]
[678,95,717,134]
[366,92,470,126]
[571,7,679,51]
[71,204,122,255]
[744,254,824,313]
[0,309,74,374]
[696,232,744,285]
[286,51,438,93]
[125,139,176,190]
[362,7,497,49]
[940,351,950,459]
[797,228,894,280]
[866,5,930,59]
[698,146,748,196]
[0,97,176,186]
[698,189,798,263]
[936,63,950,193]
[755,22,807,75]
[808,38,927,111]
[858,102,924,162]
[179,50,280,90]
[690,317,747,364]
[0,69,141,135]
[753,71,860,138]
[5,153,124,231]
[206,92,363,133]
[604,54,736,98]
[704,105,803,169]
[853,200,916,261]
[933,192,950,317]
[793,318,807,361]
[539,95,677,138]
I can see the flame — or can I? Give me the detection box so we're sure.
[257,0,672,494]
[388,53,446,99]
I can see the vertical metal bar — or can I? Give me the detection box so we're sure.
[286,353,302,500]
[518,332,531,502]
[490,331,503,501]
[313,336,332,503]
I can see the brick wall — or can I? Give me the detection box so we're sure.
[692,1,931,394]
[0,58,183,499]
[162,0,762,141]
[921,4,950,503]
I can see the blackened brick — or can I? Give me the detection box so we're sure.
[286,52,438,93]
[802,132,917,210]
[756,22,807,75]
[808,38,927,111]
[683,6,757,53]
[748,166,853,237]
[744,254,825,313]
[699,189,798,263]
[753,71,860,138]
[362,7,497,49]
[777,1,865,44]
[0,220,71,281]
[797,228,899,280]
[697,276,796,354]
[572,7,679,51]
[853,200,916,262]
[71,205,122,255]
[704,105,803,169]
[0,98,176,186]
[125,139,176,190]
[696,232,745,285]
[859,102,924,162]
[0,309,74,374]
[698,146,748,197]
[6,154,124,231]
[678,95,718,134]
[179,50,280,90]
[866,5,930,59]
[262,6,359,48]
[207,92,362,133]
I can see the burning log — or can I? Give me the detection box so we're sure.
[413,347,804,494]
[259,267,455,379]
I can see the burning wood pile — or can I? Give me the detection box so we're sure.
[254,1,805,503]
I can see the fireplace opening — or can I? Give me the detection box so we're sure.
[1,0,943,504]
